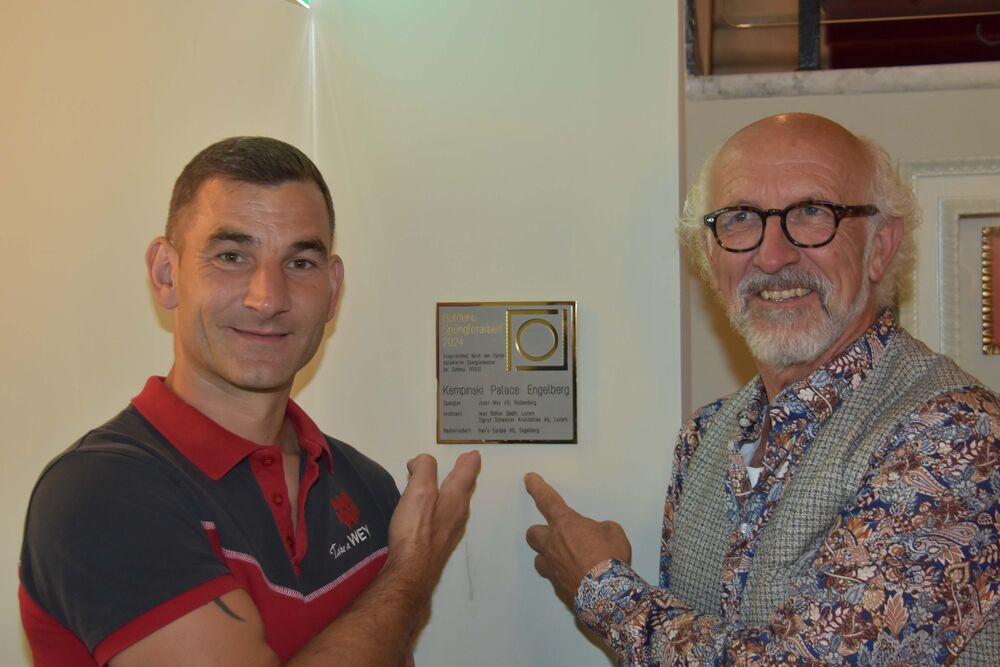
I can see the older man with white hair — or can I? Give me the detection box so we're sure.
[525,113,999,665]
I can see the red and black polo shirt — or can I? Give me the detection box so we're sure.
[19,377,399,666]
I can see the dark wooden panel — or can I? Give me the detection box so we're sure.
[826,14,1000,68]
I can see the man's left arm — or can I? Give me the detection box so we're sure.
[526,390,1000,666]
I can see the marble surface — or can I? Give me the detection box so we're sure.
[687,61,1000,100]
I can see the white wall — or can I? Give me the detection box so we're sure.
[301,3,682,665]
[683,87,1000,412]
[0,1,312,663]
[2,1,683,665]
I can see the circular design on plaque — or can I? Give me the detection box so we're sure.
[515,318,559,362]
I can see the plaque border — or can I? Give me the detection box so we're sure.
[436,301,578,445]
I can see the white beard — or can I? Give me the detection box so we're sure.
[726,265,871,368]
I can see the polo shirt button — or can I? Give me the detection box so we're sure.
[261,456,274,466]
[273,494,284,505]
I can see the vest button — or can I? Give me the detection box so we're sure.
[273,494,284,506]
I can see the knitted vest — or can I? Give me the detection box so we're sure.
[669,328,998,663]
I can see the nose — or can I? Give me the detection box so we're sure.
[753,214,800,274]
[244,262,290,319]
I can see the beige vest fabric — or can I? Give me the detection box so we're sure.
[668,328,999,663]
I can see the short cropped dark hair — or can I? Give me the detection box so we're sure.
[166,136,335,246]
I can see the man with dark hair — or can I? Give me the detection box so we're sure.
[526,114,999,664]
[19,136,481,666]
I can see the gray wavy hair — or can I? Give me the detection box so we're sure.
[677,136,919,309]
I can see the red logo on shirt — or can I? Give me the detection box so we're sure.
[331,491,360,529]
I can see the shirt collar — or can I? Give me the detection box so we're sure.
[131,376,332,480]
[741,309,899,428]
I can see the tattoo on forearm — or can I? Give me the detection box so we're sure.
[212,598,245,621]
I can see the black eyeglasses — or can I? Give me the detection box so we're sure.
[703,200,879,253]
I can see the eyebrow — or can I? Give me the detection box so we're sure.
[208,230,257,246]
[725,195,834,208]
[291,238,330,255]
[207,230,329,255]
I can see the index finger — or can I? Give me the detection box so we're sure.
[524,472,572,523]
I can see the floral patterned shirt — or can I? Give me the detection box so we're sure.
[575,312,1000,665]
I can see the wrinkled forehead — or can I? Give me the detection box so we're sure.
[708,122,873,205]
[177,176,333,244]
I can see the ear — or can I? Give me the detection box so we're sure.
[867,216,903,283]
[146,236,179,310]
[326,254,345,321]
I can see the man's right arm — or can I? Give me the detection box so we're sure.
[109,451,481,667]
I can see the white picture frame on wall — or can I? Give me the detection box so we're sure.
[897,156,1000,390]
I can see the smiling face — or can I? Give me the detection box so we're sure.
[148,177,342,398]
[705,115,899,388]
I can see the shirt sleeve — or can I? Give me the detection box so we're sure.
[20,444,235,654]
[574,388,1000,666]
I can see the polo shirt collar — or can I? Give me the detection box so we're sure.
[131,376,332,480]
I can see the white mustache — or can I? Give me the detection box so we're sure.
[736,268,832,311]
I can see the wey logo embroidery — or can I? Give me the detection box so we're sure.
[329,491,370,559]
